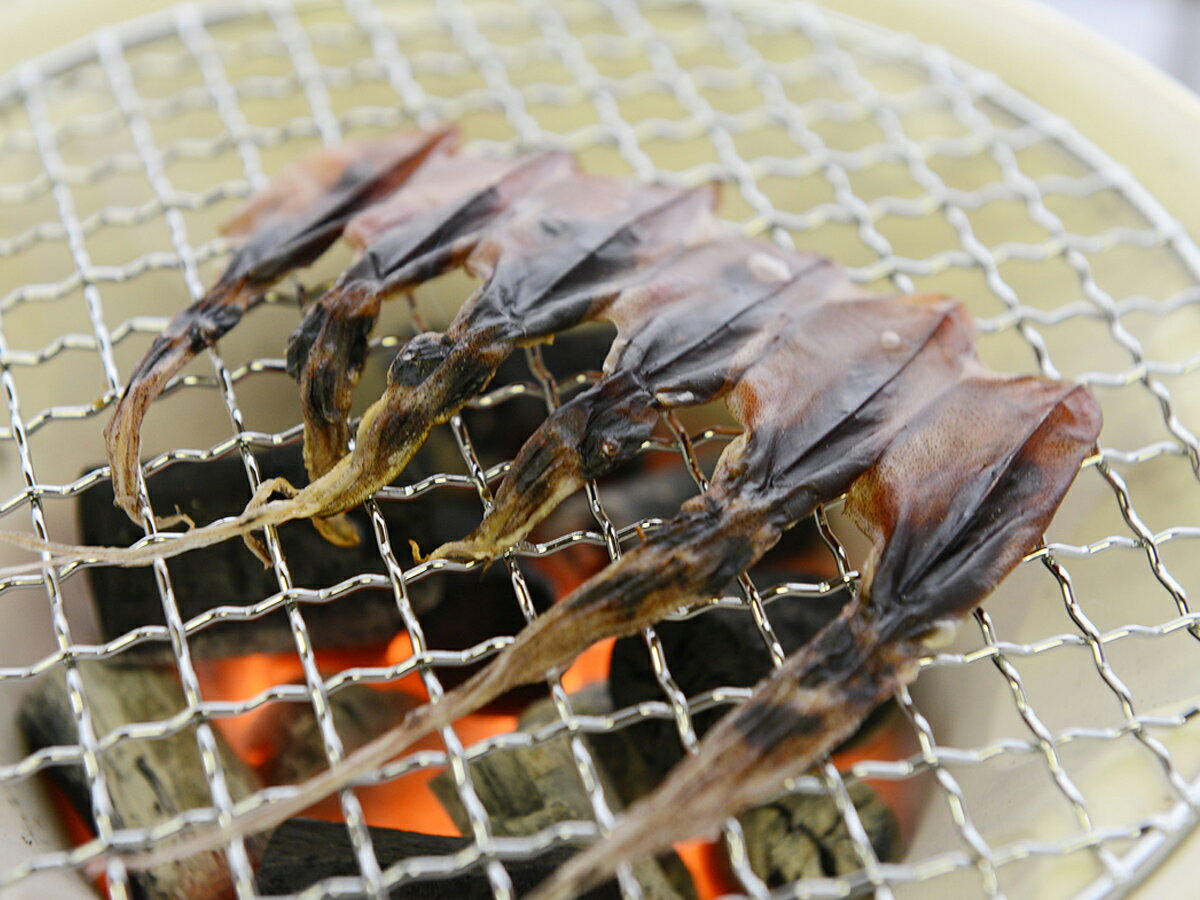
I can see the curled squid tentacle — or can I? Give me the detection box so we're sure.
[286,149,577,485]
[103,126,457,520]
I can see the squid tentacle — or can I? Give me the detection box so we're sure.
[103,127,456,520]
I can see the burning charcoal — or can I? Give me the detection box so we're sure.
[19,660,263,900]
[737,782,901,885]
[607,593,853,783]
[78,442,553,660]
[516,684,662,811]
[255,818,621,898]
[429,684,695,900]
[258,686,420,784]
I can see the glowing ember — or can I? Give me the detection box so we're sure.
[55,535,916,899]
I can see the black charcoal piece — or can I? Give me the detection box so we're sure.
[607,588,852,784]
[605,585,903,882]
[430,684,695,900]
[79,442,552,660]
[256,818,621,899]
[20,660,264,900]
[737,782,901,884]
[258,685,420,784]
[514,684,660,821]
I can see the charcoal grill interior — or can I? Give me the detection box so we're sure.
[0,1,1198,898]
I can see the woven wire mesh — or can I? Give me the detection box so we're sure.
[0,0,1198,897]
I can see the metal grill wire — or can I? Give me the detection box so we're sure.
[0,0,1198,897]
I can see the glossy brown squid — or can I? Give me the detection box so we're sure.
[526,373,1102,900]
[286,149,575,486]
[10,173,719,568]
[103,127,456,520]
[86,273,990,864]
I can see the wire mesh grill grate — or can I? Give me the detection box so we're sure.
[0,0,1198,898]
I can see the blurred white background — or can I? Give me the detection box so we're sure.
[1040,0,1200,90]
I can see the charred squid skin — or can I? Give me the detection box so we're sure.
[102,276,250,520]
[103,127,456,522]
[286,183,721,537]
[427,375,660,563]
[293,287,382,481]
[521,377,1104,900]
[286,152,580,483]
[290,337,507,523]
[425,400,592,564]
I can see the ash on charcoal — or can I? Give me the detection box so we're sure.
[20,660,263,900]
[256,818,621,898]
[738,782,900,884]
[78,442,553,660]
[430,683,695,900]
[255,684,420,784]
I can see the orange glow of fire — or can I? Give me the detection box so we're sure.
[46,780,107,897]
[57,537,921,900]
[54,628,919,900]
[827,708,924,845]
[191,622,621,836]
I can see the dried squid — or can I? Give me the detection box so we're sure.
[426,236,943,563]
[75,368,1099,880]
[286,149,575,485]
[88,278,989,865]
[0,142,1103,893]
[525,373,1101,900]
[7,174,718,567]
[104,127,456,520]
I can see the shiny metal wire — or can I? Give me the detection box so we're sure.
[0,0,1198,897]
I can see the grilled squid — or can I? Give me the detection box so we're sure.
[7,175,719,568]
[224,173,719,559]
[7,235,1100,883]
[286,149,575,486]
[426,237,943,563]
[525,373,1102,900]
[104,127,456,521]
[75,282,989,865]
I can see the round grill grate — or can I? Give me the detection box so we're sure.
[0,1,1198,898]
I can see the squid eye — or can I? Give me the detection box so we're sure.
[388,332,451,387]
